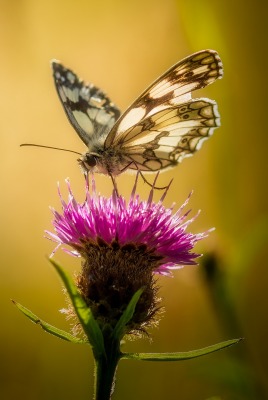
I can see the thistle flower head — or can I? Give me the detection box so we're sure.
[46,176,210,336]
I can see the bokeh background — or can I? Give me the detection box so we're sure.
[1,0,267,399]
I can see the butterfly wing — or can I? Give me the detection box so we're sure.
[104,50,223,170]
[51,61,121,148]
[116,99,220,171]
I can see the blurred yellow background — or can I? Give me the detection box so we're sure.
[1,0,267,399]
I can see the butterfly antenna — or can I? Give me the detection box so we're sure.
[20,143,82,156]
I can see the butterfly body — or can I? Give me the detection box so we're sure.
[80,144,131,176]
[52,50,223,177]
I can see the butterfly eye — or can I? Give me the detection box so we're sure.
[85,154,97,168]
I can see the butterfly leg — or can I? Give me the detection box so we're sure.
[119,162,134,173]
[84,170,89,189]
[139,171,170,191]
[108,173,119,197]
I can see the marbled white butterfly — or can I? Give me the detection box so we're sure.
[51,50,223,181]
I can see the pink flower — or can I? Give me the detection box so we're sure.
[47,177,209,276]
[46,176,211,334]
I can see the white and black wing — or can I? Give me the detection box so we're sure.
[51,61,121,148]
[105,50,223,171]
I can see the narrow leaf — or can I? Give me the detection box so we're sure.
[113,287,144,341]
[122,338,242,361]
[49,258,105,358]
[12,300,86,344]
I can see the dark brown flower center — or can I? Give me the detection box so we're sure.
[76,237,163,335]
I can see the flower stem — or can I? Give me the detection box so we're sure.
[94,339,121,400]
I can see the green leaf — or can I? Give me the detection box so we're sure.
[113,287,144,341]
[121,338,242,361]
[12,300,87,344]
[49,258,105,359]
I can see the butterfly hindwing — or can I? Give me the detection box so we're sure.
[115,98,219,171]
[51,61,121,148]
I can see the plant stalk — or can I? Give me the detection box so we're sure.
[94,339,121,400]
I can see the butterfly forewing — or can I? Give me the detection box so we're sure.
[51,61,121,147]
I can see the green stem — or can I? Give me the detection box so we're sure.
[94,339,121,400]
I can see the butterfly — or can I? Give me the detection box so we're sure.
[51,50,223,184]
